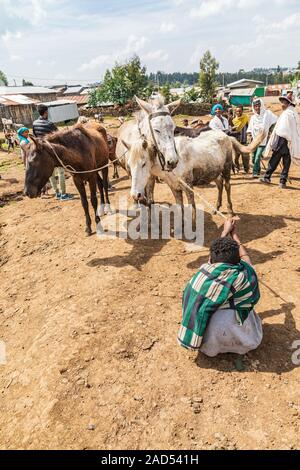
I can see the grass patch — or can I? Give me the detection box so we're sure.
[0,153,23,173]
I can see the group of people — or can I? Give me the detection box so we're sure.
[17,104,73,201]
[208,91,300,188]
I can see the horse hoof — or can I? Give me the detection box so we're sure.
[98,205,105,217]
[96,222,104,235]
[86,229,92,237]
[95,216,100,224]
[104,204,113,215]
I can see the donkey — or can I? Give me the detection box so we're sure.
[24,124,111,236]
[123,130,265,227]
[116,95,181,183]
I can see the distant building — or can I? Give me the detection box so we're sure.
[0,94,38,126]
[227,79,264,89]
[265,84,291,97]
[62,85,88,96]
[0,86,58,127]
[62,94,89,108]
[42,100,79,123]
[230,86,265,106]
[0,86,57,103]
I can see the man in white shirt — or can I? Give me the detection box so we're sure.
[209,104,229,133]
[261,96,300,188]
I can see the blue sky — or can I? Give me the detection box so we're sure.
[1,0,300,85]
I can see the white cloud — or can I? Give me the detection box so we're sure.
[254,12,300,32]
[79,54,111,72]
[190,0,261,19]
[1,31,22,43]
[190,0,233,19]
[144,50,169,62]
[0,0,52,25]
[1,0,299,84]
[10,54,21,62]
[79,35,148,72]
[160,22,175,33]
[123,35,148,55]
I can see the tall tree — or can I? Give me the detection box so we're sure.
[0,70,8,86]
[89,55,148,106]
[199,50,219,103]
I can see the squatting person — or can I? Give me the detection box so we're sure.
[178,219,263,361]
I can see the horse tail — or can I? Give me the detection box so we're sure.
[230,130,266,155]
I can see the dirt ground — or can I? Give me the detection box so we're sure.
[0,111,300,450]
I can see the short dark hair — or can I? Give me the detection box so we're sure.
[236,105,244,111]
[38,104,48,116]
[210,237,240,265]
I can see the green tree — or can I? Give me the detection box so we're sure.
[160,83,171,104]
[183,86,201,103]
[199,50,219,103]
[0,70,8,86]
[22,79,34,86]
[89,55,148,106]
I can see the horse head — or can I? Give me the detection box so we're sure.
[24,136,56,198]
[135,95,181,171]
[122,137,155,204]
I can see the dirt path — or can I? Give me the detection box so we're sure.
[0,148,300,450]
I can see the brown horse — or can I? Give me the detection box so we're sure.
[24,124,110,236]
[84,121,120,179]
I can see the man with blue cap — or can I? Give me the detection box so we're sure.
[209,104,229,133]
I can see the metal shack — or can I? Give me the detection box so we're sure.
[42,100,79,123]
[229,88,256,106]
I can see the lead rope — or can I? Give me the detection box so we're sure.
[177,176,289,303]
[43,141,128,175]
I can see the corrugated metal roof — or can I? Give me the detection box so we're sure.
[42,99,77,106]
[0,94,37,106]
[63,86,85,95]
[0,86,57,96]
[228,79,264,89]
[80,88,95,95]
[63,95,89,105]
[230,88,256,96]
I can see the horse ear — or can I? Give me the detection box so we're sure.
[135,96,152,114]
[166,98,182,113]
[121,140,131,151]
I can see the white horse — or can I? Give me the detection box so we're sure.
[123,129,265,224]
[116,95,181,204]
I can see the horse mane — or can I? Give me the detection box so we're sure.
[45,123,102,147]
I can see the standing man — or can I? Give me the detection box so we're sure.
[4,128,15,153]
[209,104,229,133]
[247,99,277,178]
[261,96,300,188]
[232,106,250,173]
[33,104,73,201]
